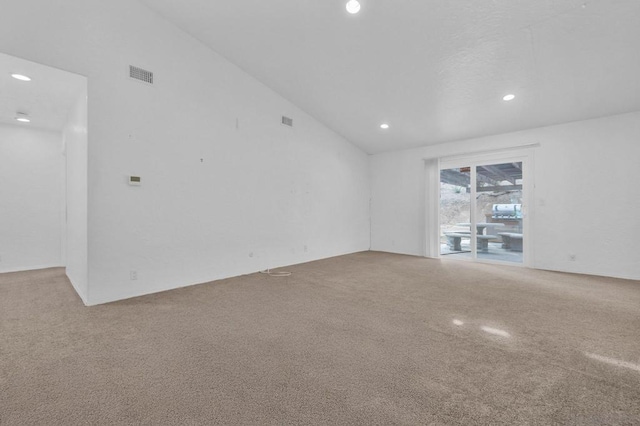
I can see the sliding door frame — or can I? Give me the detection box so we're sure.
[433,148,535,267]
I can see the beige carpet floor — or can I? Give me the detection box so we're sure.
[1,251,639,425]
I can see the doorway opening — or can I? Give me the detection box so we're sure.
[0,51,88,299]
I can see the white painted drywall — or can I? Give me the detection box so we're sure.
[0,0,370,305]
[371,111,640,280]
[63,89,88,303]
[0,124,64,272]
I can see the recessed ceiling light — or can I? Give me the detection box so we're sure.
[15,112,30,123]
[380,123,389,129]
[346,0,361,14]
[503,94,516,101]
[11,73,31,81]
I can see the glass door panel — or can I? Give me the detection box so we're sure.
[475,162,523,263]
[439,167,472,259]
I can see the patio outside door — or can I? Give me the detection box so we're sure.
[438,154,529,265]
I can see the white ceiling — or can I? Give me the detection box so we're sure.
[140,0,640,153]
[0,52,86,133]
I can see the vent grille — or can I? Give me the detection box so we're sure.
[281,116,293,127]
[129,65,154,85]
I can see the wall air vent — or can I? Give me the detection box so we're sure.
[129,65,154,85]
[281,116,293,127]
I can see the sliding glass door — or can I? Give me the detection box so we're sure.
[475,162,523,263]
[439,155,528,265]
[439,167,472,256]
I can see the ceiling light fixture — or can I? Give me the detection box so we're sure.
[15,112,30,123]
[503,94,516,101]
[11,73,31,81]
[380,123,389,129]
[346,0,361,14]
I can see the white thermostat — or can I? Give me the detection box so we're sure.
[128,176,141,186]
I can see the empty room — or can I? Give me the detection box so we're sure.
[1,0,639,424]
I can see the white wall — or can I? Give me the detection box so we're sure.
[371,111,640,281]
[63,89,88,303]
[0,124,64,272]
[0,0,370,305]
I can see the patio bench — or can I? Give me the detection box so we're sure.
[477,235,498,252]
[445,233,498,252]
[498,233,523,252]
[445,232,468,251]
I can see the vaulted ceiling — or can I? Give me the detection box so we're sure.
[140,0,640,153]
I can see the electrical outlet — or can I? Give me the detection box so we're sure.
[569,254,576,261]
[130,270,138,280]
